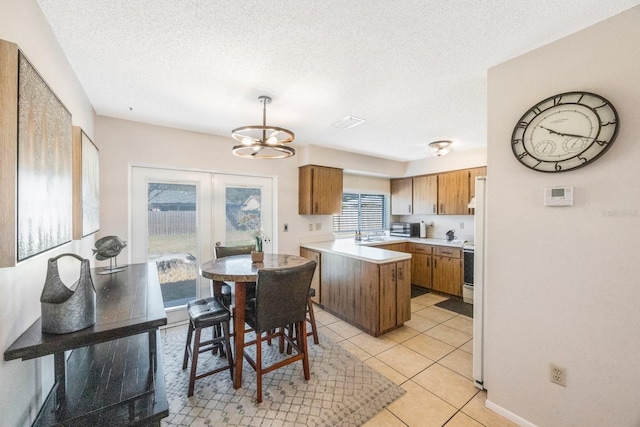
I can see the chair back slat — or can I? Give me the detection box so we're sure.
[215,244,254,258]
[254,261,316,333]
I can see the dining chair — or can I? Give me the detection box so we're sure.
[182,296,234,397]
[213,244,256,308]
[242,260,317,403]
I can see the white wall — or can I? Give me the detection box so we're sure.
[0,1,97,425]
[96,116,414,257]
[486,7,640,426]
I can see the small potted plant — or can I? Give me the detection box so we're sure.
[250,227,268,263]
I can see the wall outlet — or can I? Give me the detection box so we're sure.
[308,224,313,231]
[460,222,464,229]
[550,364,567,387]
[315,223,321,230]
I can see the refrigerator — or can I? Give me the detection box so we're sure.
[472,176,487,390]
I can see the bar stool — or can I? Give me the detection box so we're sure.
[306,288,319,345]
[182,297,234,397]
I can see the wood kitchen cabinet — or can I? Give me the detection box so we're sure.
[390,178,413,215]
[300,247,321,304]
[437,170,470,215]
[467,166,487,213]
[377,242,407,252]
[432,246,462,296]
[413,174,438,215]
[298,165,343,215]
[320,252,410,336]
[407,243,432,289]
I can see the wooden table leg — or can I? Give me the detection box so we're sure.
[233,281,246,389]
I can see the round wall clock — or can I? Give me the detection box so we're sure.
[511,91,619,172]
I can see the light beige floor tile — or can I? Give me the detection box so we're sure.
[402,314,439,332]
[339,340,372,360]
[415,306,457,323]
[403,333,455,361]
[388,380,457,427]
[412,363,479,408]
[313,309,341,326]
[365,358,408,385]
[424,324,472,348]
[411,300,426,313]
[349,331,397,355]
[439,349,473,380]
[376,345,434,378]
[459,339,473,354]
[413,293,449,306]
[327,320,363,339]
[443,315,474,335]
[461,391,519,427]
[362,408,406,426]
[445,411,485,426]
[384,325,420,343]
[317,325,343,343]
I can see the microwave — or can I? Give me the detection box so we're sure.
[389,222,420,237]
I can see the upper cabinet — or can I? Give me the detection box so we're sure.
[412,174,438,215]
[298,165,343,215]
[468,166,487,211]
[390,178,413,215]
[437,170,469,215]
[391,166,487,216]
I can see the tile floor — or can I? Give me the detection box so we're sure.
[311,292,518,427]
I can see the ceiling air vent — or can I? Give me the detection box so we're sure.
[332,115,366,129]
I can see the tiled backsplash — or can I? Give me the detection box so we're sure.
[394,214,475,242]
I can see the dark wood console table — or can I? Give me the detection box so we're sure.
[4,262,168,426]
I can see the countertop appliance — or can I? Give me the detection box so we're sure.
[473,176,487,390]
[389,222,421,237]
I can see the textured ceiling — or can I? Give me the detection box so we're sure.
[37,0,639,161]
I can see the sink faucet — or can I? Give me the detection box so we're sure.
[365,230,385,240]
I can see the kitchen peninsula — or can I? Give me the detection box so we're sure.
[300,237,467,336]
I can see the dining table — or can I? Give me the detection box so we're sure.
[199,253,314,389]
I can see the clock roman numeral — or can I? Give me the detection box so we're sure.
[517,121,528,129]
[553,96,562,106]
[517,152,529,160]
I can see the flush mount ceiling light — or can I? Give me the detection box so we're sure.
[429,140,453,157]
[232,95,295,159]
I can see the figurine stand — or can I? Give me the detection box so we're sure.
[98,256,126,275]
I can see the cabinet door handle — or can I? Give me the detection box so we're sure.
[432,204,436,213]
[408,204,411,213]
[314,202,318,213]
[440,203,444,214]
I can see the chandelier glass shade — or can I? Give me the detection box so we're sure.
[429,140,453,156]
[232,96,295,159]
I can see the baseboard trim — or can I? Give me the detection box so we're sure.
[485,398,537,427]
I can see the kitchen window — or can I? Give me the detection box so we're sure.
[333,193,389,233]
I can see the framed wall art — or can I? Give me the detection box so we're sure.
[72,127,100,239]
[0,38,73,265]
[17,50,73,260]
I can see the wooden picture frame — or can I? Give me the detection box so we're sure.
[73,127,100,239]
[0,39,73,265]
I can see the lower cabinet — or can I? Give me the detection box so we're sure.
[320,252,410,336]
[407,243,432,289]
[432,246,462,296]
[300,247,321,304]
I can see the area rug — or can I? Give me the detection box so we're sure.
[160,327,405,426]
[411,284,429,298]
[435,298,473,318]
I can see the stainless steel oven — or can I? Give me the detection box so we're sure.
[463,246,474,303]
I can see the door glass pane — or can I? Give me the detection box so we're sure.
[225,186,262,247]
[147,182,197,308]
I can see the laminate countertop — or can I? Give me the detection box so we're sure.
[300,236,467,264]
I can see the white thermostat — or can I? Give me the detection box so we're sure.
[544,186,573,206]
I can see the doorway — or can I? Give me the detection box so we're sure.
[131,166,274,324]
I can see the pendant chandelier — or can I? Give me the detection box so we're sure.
[231,96,295,159]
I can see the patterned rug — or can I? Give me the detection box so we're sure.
[161,326,405,426]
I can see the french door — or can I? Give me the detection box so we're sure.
[131,166,273,324]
